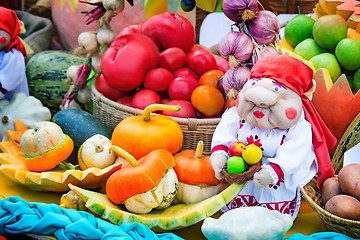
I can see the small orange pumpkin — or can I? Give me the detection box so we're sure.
[111,104,183,159]
[173,141,222,186]
[106,146,175,204]
[20,121,74,172]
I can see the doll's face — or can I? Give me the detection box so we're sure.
[0,29,11,51]
[236,77,302,130]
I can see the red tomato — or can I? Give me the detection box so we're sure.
[132,89,161,110]
[143,68,174,92]
[141,12,195,52]
[216,57,230,73]
[101,33,160,91]
[116,96,133,107]
[172,67,199,81]
[168,76,199,101]
[162,99,196,118]
[186,48,217,76]
[117,24,142,38]
[158,47,186,72]
[96,74,129,101]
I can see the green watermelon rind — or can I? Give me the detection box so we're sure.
[25,50,86,110]
[69,183,244,232]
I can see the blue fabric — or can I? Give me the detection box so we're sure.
[0,196,183,240]
[285,232,359,240]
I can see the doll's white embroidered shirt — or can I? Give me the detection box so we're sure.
[211,107,317,219]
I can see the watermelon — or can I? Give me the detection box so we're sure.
[25,50,86,113]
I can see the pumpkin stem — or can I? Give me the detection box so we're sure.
[142,104,181,122]
[110,145,139,167]
[195,141,204,159]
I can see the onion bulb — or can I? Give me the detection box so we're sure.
[222,0,258,23]
[66,65,81,83]
[78,31,99,54]
[218,31,254,68]
[103,0,124,14]
[96,22,116,46]
[251,45,279,65]
[222,66,251,99]
[77,85,92,104]
[246,10,280,45]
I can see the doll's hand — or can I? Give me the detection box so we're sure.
[253,169,273,188]
[210,152,227,180]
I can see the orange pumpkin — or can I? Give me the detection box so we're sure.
[20,121,74,172]
[173,141,222,186]
[106,146,175,204]
[111,104,183,159]
[191,85,225,116]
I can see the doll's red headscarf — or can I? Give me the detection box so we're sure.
[0,7,26,56]
[249,55,337,189]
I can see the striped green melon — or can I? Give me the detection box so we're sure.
[25,50,86,112]
[69,183,244,232]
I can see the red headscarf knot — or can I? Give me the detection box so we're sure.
[0,7,26,56]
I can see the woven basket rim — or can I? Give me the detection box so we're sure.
[90,76,222,125]
[301,179,360,226]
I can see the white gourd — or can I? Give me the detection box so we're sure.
[201,206,293,240]
[0,92,51,140]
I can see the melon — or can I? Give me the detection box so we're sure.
[312,14,348,50]
[25,50,86,113]
[68,182,244,232]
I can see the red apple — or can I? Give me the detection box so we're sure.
[131,89,161,110]
[143,68,173,92]
[96,74,129,101]
[158,47,186,72]
[116,96,133,107]
[172,67,199,81]
[162,99,196,118]
[168,76,199,101]
[228,141,247,157]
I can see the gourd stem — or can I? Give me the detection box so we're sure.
[110,145,139,167]
[195,141,204,159]
[142,104,181,122]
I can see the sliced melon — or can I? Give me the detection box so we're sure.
[0,140,122,192]
[68,182,244,232]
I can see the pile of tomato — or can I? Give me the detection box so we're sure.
[96,12,232,118]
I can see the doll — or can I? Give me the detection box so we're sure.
[210,55,337,219]
[0,6,28,100]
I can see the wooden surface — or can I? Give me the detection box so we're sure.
[0,172,327,239]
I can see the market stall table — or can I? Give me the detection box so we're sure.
[0,171,327,239]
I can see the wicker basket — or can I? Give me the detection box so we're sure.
[300,112,360,238]
[90,77,221,155]
[301,178,360,238]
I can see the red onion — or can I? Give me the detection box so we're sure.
[222,0,258,23]
[252,45,279,64]
[246,10,280,45]
[218,31,254,68]
[222,65,251,99]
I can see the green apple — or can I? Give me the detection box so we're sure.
[227,156,246,174]
[294,38,323,61]
[309,53,341,83]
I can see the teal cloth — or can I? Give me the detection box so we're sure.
[0,196,183,240]
[285,232,359,240]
